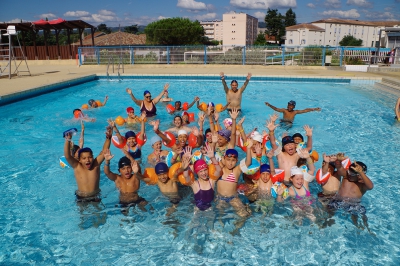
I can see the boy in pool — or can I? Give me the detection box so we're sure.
[265,100,321,125]
[170,97,199,113]
[103,149,147,213]
[88,96,108,108]
[63,124,112,202]
[328,161,374,229]
[72,109,96,122]
[139,162,184,204]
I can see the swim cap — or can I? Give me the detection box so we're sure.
[150,135,162,146]
[88,99,95,106]
[155,162,169,175]
[194,159,208,173]
[125,131,136,139]
[218,129,231,141]
[282,136,295,146]
[118,156,131,169]
[126,107,134,113]
[182,111,189,117]
[208,102,215,107]
[78,147,93,158]
[251,131,263,143]
[290,166,303,176]
[143,90,151,96]
[223,118,232,128]
[260,164,271,173]
[225,149,238,158]
[288,100,296,106]
[292,133,304,141]
[175,101,181,105]
[178,129,188,136]
[73,109,82,118]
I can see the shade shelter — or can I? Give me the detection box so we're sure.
[0,19,95,59]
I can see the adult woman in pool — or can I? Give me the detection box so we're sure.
[126,83,169,117]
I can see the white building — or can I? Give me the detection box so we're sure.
[200,13,258,46]
[200,20,223,43]
[285,18,400,47]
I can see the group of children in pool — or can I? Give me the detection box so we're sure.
[63,74,374,227]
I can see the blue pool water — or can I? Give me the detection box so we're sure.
[1,77,400,265]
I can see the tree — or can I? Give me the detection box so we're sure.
[285,8,297,27]
[264,9,285,44]
[339,35,363,46]
[96,23,112,34]
[254,33,267,46]
[124,25,139,34]
[144,17,205,45]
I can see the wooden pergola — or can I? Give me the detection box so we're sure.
[0,19,95,59]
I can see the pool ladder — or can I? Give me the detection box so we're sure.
[106,56,124,80]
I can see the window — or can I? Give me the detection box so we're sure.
[301,39,306,44]
[232,16,236,19]
[349,29,351,34]
[289,39,293,44]
[302,31,305,36]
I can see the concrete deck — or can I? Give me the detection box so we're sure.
[1,60,400,99]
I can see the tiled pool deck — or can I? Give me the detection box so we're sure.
[1,61,399,106]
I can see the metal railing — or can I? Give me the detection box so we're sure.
[78,45,396,67]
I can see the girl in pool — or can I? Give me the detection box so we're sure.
[182,144,220,211]
[125,107,141,126]
[166,115,192,136]
[147,135,169,166]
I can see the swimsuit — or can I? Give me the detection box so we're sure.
[129,147,142,160]
[328,198,366,215]
[75,189,101,203]
[219,171,237,183]
[292,185,311,200]
[140,101,157,117]
[194,180,214,211]
[216,194,236,203]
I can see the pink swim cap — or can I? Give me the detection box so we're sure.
[194,159,208,173]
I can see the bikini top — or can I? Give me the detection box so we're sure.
[194,180,214,211]
[140,101,157,117]
[219,171,237,183]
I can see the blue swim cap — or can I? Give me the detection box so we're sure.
[88,99,95,106]
[260,164,271,173]
[118,156,131,169]
[155,162,169,175]
[143,90,150,96]
[125,131,136,139]
[225,149,238,158]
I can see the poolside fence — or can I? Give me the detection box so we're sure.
[76,45,396,67]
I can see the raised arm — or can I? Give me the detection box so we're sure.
[151,119,171,145]
[94,125,113,165]
[64,133,79,168]
[126,88,142,106]
[78,120,85,148]
[137,112,146,147]
[220,72,229,93]
[352,162,374,191]
[266,150,276,176]
[102,95,109,106]
[228,108,238,148]
[295,107,321,115]
[265,102,285,113]
[103,149,118,181]
[153,83,169,104]
[304,125,313,152]
[187,96,199,109]
[239,73,252,93]
[244,138,253,167]
[266,116,279,152]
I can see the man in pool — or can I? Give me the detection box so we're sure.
[88,96,108,108]
[265,100,321,124]
[63,125,112,202]
[220,72,252,112]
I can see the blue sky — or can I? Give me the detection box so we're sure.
[1,0,399,27]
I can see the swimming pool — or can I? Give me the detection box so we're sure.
[1,76,399,265]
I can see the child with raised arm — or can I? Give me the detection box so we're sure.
[216,139,253,218]
[113,112,147,161]
[182,144,221,211]
[88,96,108,108]
[103,149,147,213]
[63,124,112,202]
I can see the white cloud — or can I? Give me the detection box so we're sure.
[64,11,90,17]
[158,16,168,20]
[98,10,116,16]
[253,11,266,20]
[307,3,316,8]
[7,18,26,23]
[91,14,117,23]
[346,0,372,8]
[193,12,217,20]
[229,0,296,9]
[177,0,207,10]
[364,11,396,20]
[38,13,56,19]
[320,9,360,18]
[324,0,341,8]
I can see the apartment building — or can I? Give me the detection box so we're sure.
[200,13,258,46]
[285,18,400,47]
